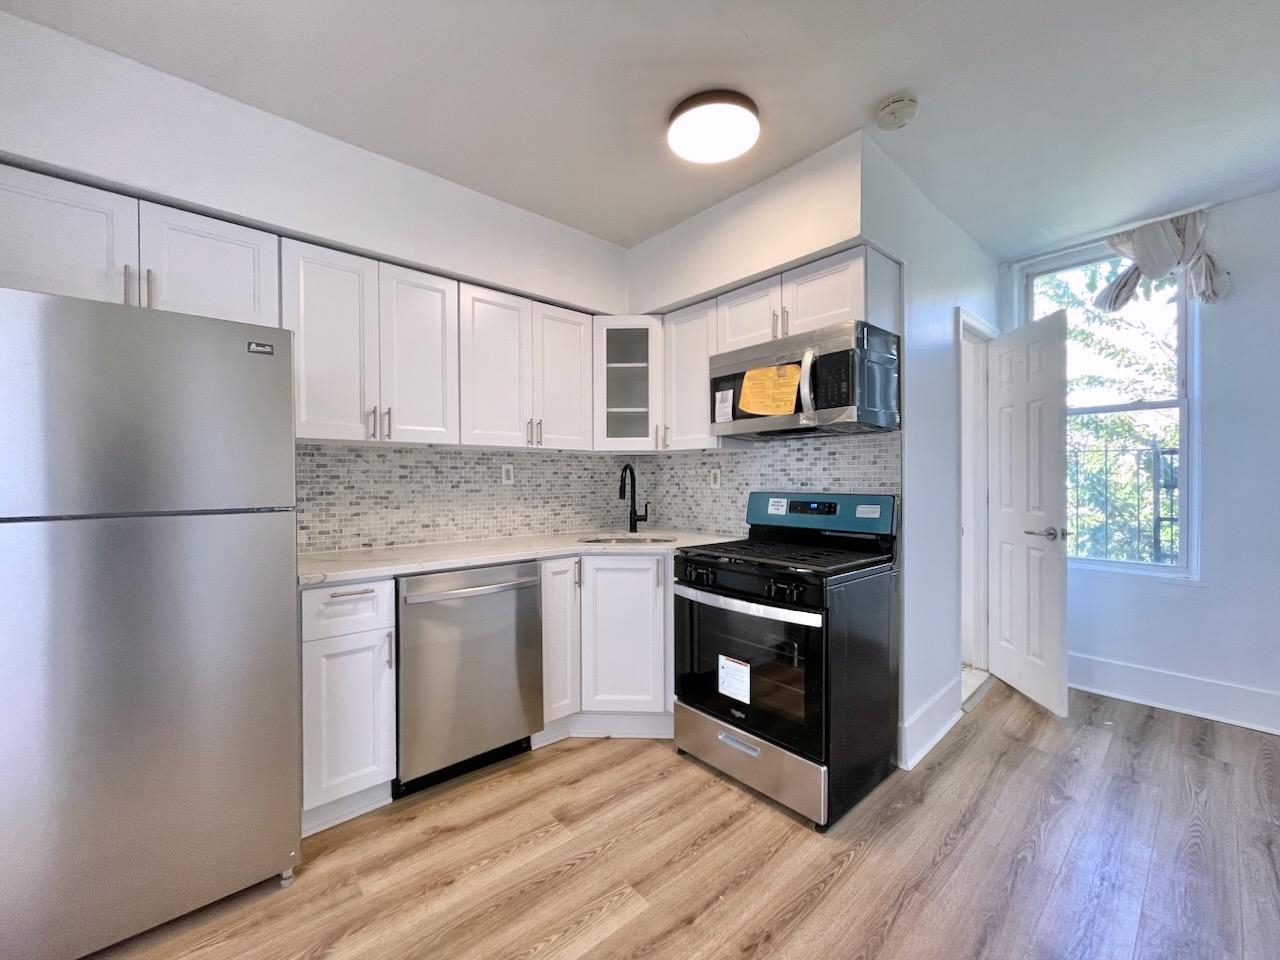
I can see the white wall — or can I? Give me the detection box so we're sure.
[859,136,1000,767]
[626,133,863,314]
[0,12,627,313]
[1067,187,1280,733]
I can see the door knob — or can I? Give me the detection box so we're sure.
[1024,526,1060,541]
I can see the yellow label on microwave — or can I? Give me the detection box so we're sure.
[738,364,802,416]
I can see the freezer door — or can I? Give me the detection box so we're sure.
[0,289,294,518]
[0,512,300,960]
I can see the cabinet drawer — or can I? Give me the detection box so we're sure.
[301,580,395,641]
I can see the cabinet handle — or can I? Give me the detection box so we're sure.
[123,264,132,305]
[656,558,662,589]
[384,406,392,440]
[328,588,375,599]
[526,419,534,445]
[145,268,155,309]
[771,309,779,339]
[654,424,659,448]
[574,558,581,587]
[369,406,379,440]
[663,424,670,448]
[537,419,543,446]
[386,630,394,670]
[781,306,790,335]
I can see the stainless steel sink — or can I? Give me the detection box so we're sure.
[577,535,677,544]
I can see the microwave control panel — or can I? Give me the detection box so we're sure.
[812,352,854,409]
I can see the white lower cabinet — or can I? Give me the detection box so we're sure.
[302,612,396,811]
[580,555,666,713]
[540,557,582,723]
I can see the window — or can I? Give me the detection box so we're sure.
[1027,250,1192,570]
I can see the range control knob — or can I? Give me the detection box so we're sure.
[767,580,800,604]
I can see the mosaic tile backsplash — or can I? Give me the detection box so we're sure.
[296,434,900,553]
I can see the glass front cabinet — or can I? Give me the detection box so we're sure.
[593,315,664,451]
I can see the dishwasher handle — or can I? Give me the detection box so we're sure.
[403,575,540,605]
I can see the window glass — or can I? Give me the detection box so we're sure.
[1032,257,1179,408]
[1032,256,1186,568]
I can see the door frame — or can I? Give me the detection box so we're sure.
[955,307,999,673]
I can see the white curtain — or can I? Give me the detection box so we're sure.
[1092,210,1225,311]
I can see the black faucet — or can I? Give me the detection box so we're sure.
[619,463,649,534]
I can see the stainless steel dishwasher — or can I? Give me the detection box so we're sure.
[395,562,543,793]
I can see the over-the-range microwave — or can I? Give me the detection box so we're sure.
[709,321,901,440]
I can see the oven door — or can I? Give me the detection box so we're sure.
[674,584,825,761]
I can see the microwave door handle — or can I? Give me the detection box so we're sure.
[798,346,816,424]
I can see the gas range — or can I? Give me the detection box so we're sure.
[672,491,900,833]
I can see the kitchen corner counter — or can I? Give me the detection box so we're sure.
[297,530,730,587]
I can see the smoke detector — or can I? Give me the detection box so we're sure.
[876,95,919,131]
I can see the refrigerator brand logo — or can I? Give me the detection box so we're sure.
[246,341,275,356]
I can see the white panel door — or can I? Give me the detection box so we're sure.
[378,264,459,445]
[541,556,582,723]
[988,311,1068,716]
[532,301,593,450]
[0,164,139,304]
[460,284,533,447]
[302,627,397,810]
[781,247,866,336]
[716,275,781,350]
[580,555,665,713]
[282,240,380,441]
[138,201,279,325]
[663,298,717,450]
[593,315,664,451]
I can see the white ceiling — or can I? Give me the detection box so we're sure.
[4,0,1280,259]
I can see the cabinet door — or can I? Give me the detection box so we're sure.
[663,299,717,450]
[379,264,459,445]
[459,284,533,447]
[715,275,781,350]
[138,201,279,325]
[282,240,380,441]
[593,316,664,451]
[580,555,665,713]
[532,302,593,450]
[781,248,866,336]
[0,164,139,304]
[302,627,397,810]
[541,557,582,723]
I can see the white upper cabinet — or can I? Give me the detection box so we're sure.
[282,239,380,442]
[532,302,593,450]
[781,247,867,336]
[459,284,534,448]
[715,275,781,351]
[138,201,279,326]
[0,164,139,305]
[541,556,582,724]
[594,315,664,451]
[662,299,717,450]
[580,555,666,713]
[379,264,459,445]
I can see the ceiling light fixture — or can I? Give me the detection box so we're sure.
[667,90,760,164]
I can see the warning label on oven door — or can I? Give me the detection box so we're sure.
[717,655,751,704]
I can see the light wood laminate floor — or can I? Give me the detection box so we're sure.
[95,684,1280,960]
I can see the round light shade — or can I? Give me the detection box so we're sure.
[667,90,759,164]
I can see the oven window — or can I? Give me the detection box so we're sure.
[676,595,824,759]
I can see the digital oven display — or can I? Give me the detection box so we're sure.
[788,500,838,516]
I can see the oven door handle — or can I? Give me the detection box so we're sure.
[674,584,824,628]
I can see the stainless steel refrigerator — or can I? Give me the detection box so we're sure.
[0,289,301,960]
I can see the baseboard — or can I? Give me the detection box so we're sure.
[301,782,392,837]
[532,711,674,749]
[899,676,963,770]
[1069,653,1280,736]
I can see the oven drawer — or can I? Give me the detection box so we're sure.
[675,702,827,825]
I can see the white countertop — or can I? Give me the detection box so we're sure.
[297,529,731,587]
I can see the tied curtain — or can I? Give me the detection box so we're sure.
[1092,210,1225,311]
